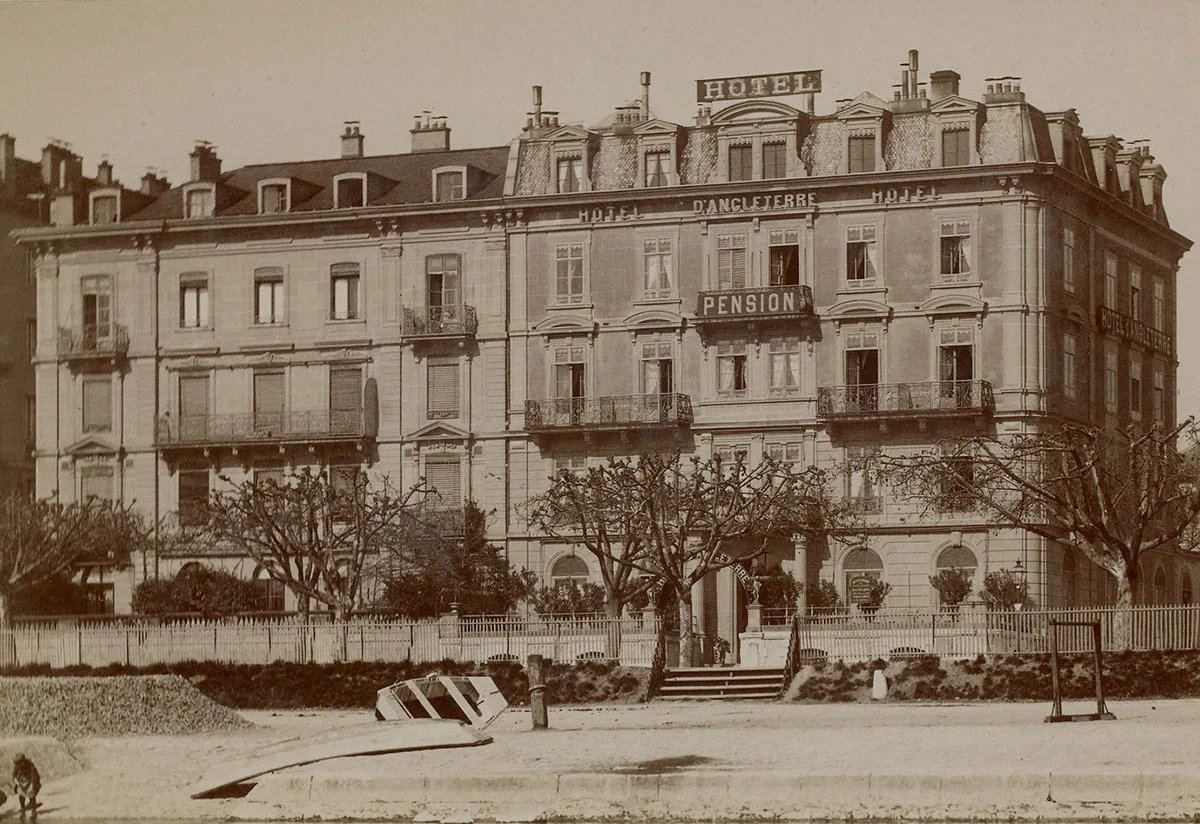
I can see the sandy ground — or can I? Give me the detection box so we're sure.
[19,698,1200,820]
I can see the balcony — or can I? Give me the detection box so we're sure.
[1097,306,1173,356]
[817,380,994,423]
[155,409,376,452]
[694,285,814,328]
[58,324,130,364]
[525,393,693,434]
[402,305,478,340]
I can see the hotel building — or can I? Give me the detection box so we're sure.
[14,52,1195,656]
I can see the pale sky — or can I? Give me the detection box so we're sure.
[3,0,1198,416]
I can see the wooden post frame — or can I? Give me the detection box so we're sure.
[528,653,549,729]
[1044,619,1116,723]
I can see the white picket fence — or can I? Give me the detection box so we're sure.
[789,603,1200,662]
[0,613,660,668]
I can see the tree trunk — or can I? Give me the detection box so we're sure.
[333,605,351,662]
[1112,572,1136,652]
[0,591,15,669]
[604,597,622,661]
[677,595,695,668]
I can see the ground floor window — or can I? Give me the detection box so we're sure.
[843,547,883,606]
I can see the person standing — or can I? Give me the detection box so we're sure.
[11,753,39,818]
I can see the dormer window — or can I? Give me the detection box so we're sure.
[941,129,970,167]
[728,144,753,181]
[184,186,214,218]
[762,142,787,179]
[644,150,670,187]
[434,168,465,202]
[90,193,118,225]
[848,135,876,173]
[334,173,366,208]
[258,179,290,214]
[557,157,582,194]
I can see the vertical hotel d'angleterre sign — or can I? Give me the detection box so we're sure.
[696,70,822,102]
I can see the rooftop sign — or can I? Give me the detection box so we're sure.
[696,71,822,103]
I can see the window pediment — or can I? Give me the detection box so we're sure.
[533,314,596,335]
[544,124,594,142]
[836,94,890,121]
[828,298,892,326]
[710,100,803,124]
[64,435,118,457]
[918,294,987,328]
[633,119,680,136]
[410,421,470,441]
[931,96,982,115]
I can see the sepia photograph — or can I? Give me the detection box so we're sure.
[1,0,1200,820]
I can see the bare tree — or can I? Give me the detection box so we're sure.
[0,494,144,663]
[883,422,1200,648]
[533,453,848,667]
[206,468,427,622]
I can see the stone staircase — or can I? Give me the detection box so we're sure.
[657,666,785,700]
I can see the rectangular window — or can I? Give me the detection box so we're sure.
[768,337,801,395]
[716,341,748,397]
[762,142,787,179]
[427,359,461,419]
[254,267,284,325]
[253,371,285,432]
[555,243,584,304]
[1105,349,1118,411]
[435,171,464,201]
[1130,265,1142,319]
[1154,369,1165,424]
[1153,276,1166,329]
[26,319,36,362]
[941,129,969,167]
[1130,358,1142,417]
[768,229,800,286]
[329,263,360,320]
[844,328,880,412]
[1104,253,1118,308]
[80,467,113,501]
[25,395,35,443]
[255,464,284,487]
[556,157,582,193]
[848,135,875,173]
[178,468,210,527]
[424,457,462,509]
[1063,227,1076,294]
[938,456,975,512]
[92,195,117,224]
[329,365,363,434]
[716,233,747,290]
[81,275,112,343]
[728,145,753,181]
[179,276,210,328]
[767,441,804,468]
[336,177,364,208]
[846,445,880,512]
[642,238,673,298]
[185,188,213,218]
[846,225,878,284]
[640,341,674,395]
[714,444,750,477]
[82,377,112,432]
[554,455,588,477]
[1063,331,1077,400]
[329,464,361,522]
[260,184,288,214]
[426,254,462,313]
[940,219,973,282]
[553,346,586,400]
[644,151,669,187]
[178,374,210,441]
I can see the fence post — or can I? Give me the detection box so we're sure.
[527,653,549,729]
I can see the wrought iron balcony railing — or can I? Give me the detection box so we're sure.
[402,304,478,338]
[1097,306,1173,356]
[57,324,130,360]
[155,409,373,447]
[525,393,693,433]
[695,284,814,323]
[817,379,994,420]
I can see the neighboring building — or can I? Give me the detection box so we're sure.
[0,134,54,498]
[13,53,1196,653]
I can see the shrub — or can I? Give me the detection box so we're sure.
[929,568,973,607]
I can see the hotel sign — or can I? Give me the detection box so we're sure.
[697,285,813,319]
[697,70,822,103]
[1097,305,1173,356]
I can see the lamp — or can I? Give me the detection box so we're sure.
[1012,560,1027,611]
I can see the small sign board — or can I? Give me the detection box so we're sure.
[848,574,876,605]
[697,71,822,103]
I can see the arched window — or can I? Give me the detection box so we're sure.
[1183,571,1193,605]
[550,555,589,589]
[80,566,115,615]
[936,545,977,573]
[1062,551,1078,606]
[176,562,204,579]
[843,547,883,606]
[1154,567,1168,605]
[253,567,285,613]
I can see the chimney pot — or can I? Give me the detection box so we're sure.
[411,114,451,153]
[341,121,365,158]
[189,142,221,183]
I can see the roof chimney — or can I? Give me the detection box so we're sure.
[929,70,960,103]
[0,134,15,201]
[97,157,113,187]
[908,50,919,100]
[640,71,651,121]
[189,141,221,182]
[141,168,170,196]
[411,112,450,153]
[42,139,81,192]
[341,121,364,158]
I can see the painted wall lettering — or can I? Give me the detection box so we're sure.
[692,192,817,216]
[577,205,643,223]
[871,186,940,204]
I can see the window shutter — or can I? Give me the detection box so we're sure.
[424,458,462,508]
[82,378,112,431]
[427,361,460,418]
[329,367,362,433]
[253,372,285,430]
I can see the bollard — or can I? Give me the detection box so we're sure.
[527,653,548,729]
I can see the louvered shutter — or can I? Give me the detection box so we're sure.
[329,367,362,434]
[424,458,462,508]
[179,375,209,440]
[427,361,460,419]
[254,372,284,432]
